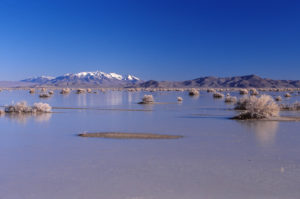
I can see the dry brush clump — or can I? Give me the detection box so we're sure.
[275,96,282,101]
[224,95,237,103]
[233,95,279,120]
[177,97,183,102]
[76,89,86,94]
[189,88,199,96]
[207,88,216,93]
[239,89,249,95]
[87,88,92,93]
[39,93,51,98]
[60,88,71,94]
[29,88,35,94]
[280,102,300,111]
[139,95,154,104]
[250,88,259,95]
[284,93,291,98]
[213,92,224,98]
[4,101,52,113]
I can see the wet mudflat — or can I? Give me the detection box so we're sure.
[0,90,300,199]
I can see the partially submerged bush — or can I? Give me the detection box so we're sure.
[280,102,300,111]
[233,95,279,120]
[250,88,259,96]
[207,88,216,93]
[284,93,291,98]
[60,88,71,94]
[239,89,249,95]
[76,89,86,94]
[139,95,154,104]
[5,101,52,113]
[213,92,224,98]
[177,97,183,102]
[189,88,199,96]
[225,95,237,103]
[29,88,35,94]
[275,96,282,101]
[39,93,51,98]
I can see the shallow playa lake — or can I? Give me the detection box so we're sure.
[0,89,300,199]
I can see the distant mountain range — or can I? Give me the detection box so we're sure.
[0,72,299,88]
[21,71,141,87]
[138,75,300,88]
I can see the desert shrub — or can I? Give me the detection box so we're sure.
[189,88,199,96]
[284,93,291,98]
[177,97,183,102]
[239,89,249,95]
[29,88,35,94]
[76,89,86,94]
[139,95,154,104]
[213,92,224,98]
[5,101,52,113]
[275,96,282,101]
[207,88,216,93]
[60,88,71,94]
[39,93,51,98]
[280,102,300,111]
[250,88,259,95]
[32,102,52,112]
[233,95,279,119]
[225,95,237,103]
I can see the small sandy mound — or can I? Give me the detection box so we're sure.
[78,132,183,139]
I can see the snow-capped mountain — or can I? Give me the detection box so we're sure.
[22,71,141,87]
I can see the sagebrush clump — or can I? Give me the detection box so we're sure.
[4,101,52,113]
[189,88,199,96]
[139,95,154,104]
[225,95,237,103]
[60,88,71,94]
[280,102,300,111]
[213,92,224,98]
[177,97,183,102]
[233,95,279,119]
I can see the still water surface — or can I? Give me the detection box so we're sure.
[0,90,300,199]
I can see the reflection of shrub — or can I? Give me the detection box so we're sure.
[5,101,52,113]
[189,88,199,96]
[139,95,154,104]
[233,95,279,119]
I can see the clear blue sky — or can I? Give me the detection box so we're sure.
[0,0,299,81]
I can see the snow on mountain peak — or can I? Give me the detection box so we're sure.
[22,71,141,83]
